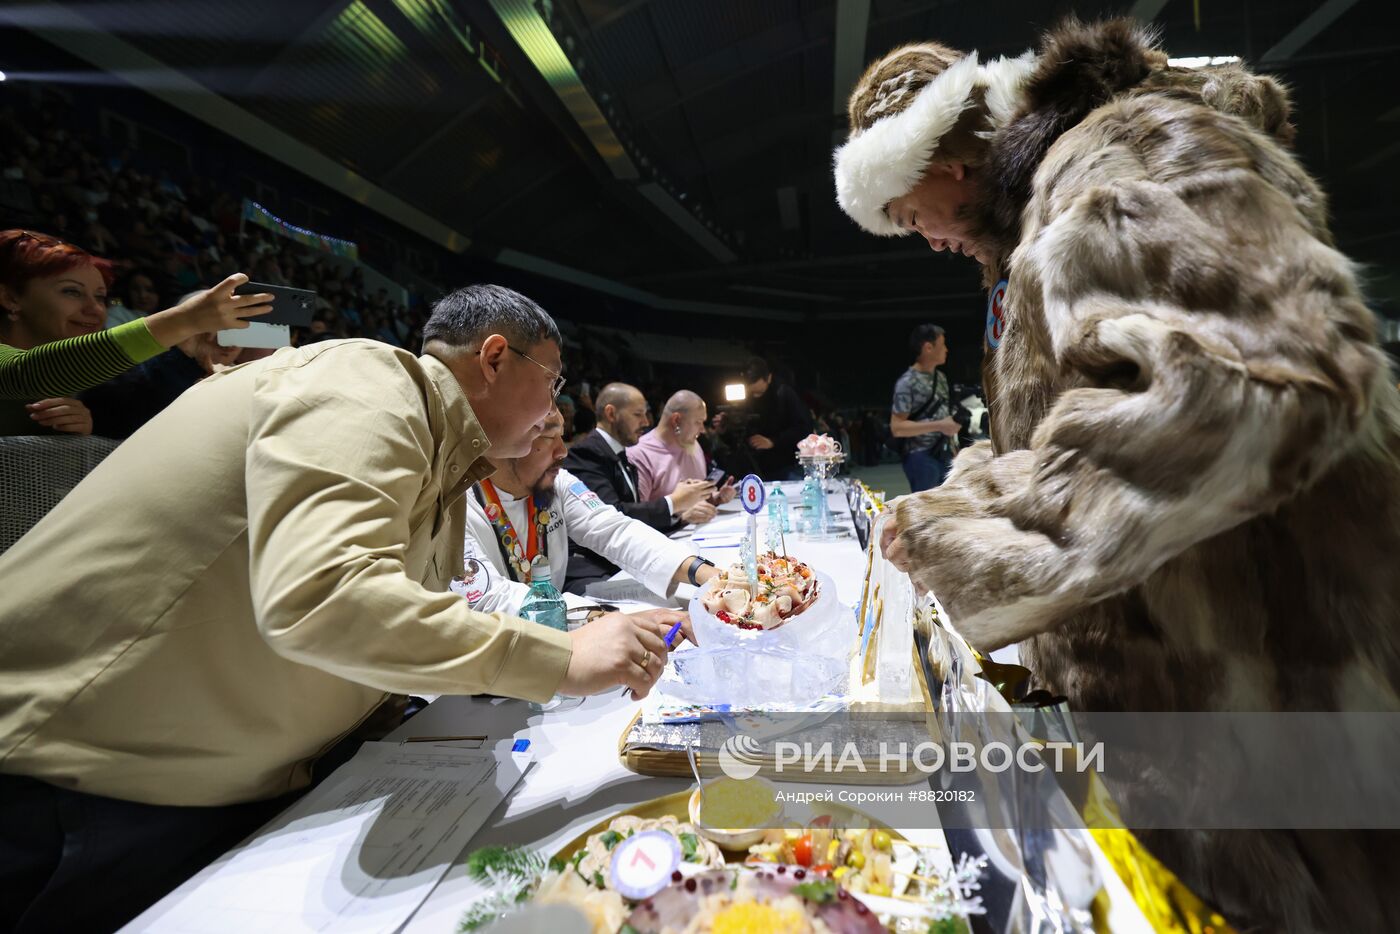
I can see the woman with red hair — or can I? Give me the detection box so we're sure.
[0,229,271,435]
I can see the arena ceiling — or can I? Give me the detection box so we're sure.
[9,0,1399,321]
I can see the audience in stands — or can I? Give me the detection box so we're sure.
[0,93,430,352]
[105,266,161,328]
[2,89,834,471]
[0,229,269,436]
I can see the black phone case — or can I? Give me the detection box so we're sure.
[233,281,316,327]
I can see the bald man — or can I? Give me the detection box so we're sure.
[628,390,738,507]
[562,383,714,593]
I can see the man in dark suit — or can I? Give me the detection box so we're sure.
[563,382,714,593]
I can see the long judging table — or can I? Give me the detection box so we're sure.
[133,484,1152,932]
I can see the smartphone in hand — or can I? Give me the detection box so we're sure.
[217,281,317,349]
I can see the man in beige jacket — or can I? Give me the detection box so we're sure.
[0,283,683,932]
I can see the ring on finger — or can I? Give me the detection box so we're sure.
[637,651,652,670]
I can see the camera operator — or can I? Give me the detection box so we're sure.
[741,356,811,480]
[890,323,958,492]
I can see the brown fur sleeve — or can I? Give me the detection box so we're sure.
[896,96,1382,651]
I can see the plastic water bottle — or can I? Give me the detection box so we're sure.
[519,557,567,632]
[520,557,582,713]
[801,471,822,535]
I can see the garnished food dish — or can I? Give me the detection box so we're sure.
[457,793,983,933]
[625,867,885,933]
[699,552,820,630]
[747,828,905,900]
[567,813,725,889]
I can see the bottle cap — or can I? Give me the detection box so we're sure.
[529,556,552,583]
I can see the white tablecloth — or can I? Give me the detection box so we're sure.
[141,484,1147,931]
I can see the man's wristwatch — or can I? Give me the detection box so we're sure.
[686,556,715,586]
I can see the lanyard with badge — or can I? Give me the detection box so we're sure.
[476,479,552,582]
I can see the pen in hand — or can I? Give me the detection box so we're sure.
[620,618,687,699]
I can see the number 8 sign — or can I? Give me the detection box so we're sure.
[739,474,765,514]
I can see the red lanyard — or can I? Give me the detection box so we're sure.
[478,479,542,581]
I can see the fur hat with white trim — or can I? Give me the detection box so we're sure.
[833,42,1037,237]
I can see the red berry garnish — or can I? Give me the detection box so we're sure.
[793,868,806,880]
[671,870,682,882]
[776,865,786,874]
[684,878,697,892]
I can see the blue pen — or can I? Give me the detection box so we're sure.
[620,618,687,699]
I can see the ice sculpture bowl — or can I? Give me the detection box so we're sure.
[669,569,854,708]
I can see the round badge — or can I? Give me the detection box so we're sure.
[485,503,501,521]
[458,558,493,606]
[739,474,766,515]
[985,279,1008,350]
[537,509,551,525]
[609,831,681,900]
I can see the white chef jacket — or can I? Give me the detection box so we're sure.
[459,468,694,615]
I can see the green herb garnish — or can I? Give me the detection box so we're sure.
[592,870,607,889]
[792,878,839,904]
[679,832,700,862]
[599,830,623,851]
[456,846,548,931]
[463,846,542,882]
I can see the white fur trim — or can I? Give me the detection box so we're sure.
[982,51,1038,130]
[832,51,1037,237]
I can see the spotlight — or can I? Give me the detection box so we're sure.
[0,71,7,82]
[724,383,746,402]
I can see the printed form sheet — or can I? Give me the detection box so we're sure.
[127,741,526,933]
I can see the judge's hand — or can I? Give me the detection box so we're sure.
[710,476,737,504]
[670,478,714,513]
[557,608,689,698]
[680,501,717,524]
[28,397,93,435]
[748,434,774,450]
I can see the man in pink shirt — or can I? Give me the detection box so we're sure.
[628,390,737,508]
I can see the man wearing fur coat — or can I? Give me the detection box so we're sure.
[834,18,1400,933]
